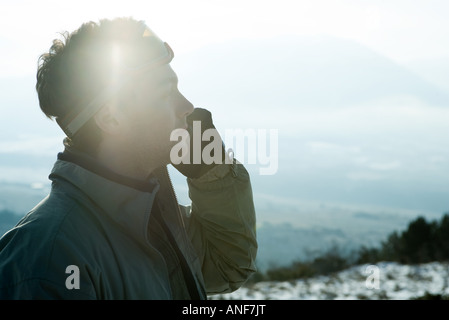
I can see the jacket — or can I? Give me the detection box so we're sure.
[0,151,257,299]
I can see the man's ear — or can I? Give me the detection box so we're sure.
[93,104,121,135]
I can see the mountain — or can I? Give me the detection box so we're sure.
[405,57,449,92]
[172,35,449,113]
[0,209,24,238]
[0,182,49,215]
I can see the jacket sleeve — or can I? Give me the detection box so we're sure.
[181,159,258,295]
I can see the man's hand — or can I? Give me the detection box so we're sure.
[172,108,226,179]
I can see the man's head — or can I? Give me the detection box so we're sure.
[36,17,193,177]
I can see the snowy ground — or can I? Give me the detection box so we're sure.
[209,262,449,300]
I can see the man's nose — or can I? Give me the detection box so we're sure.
[175,91,194,118]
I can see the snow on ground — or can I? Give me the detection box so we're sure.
[209,262,449,300]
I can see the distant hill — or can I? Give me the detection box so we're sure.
[0,181,49,214]
[173,35,449,113]
[0,209,23,237]
[406,57,449,92]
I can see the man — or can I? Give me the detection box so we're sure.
[0,17,257,299]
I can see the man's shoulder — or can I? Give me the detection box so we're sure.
[1,193,71,250]
[10,190,85,242]
[0,190,98,298]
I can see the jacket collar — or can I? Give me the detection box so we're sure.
[49,150,161,246]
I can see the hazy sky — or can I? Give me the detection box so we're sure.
[1,0,449,78]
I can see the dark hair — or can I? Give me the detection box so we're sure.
[36,17,152,156]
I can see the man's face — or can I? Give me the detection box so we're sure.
[115,64,194,176]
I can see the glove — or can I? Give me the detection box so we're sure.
[172,108,226,179]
